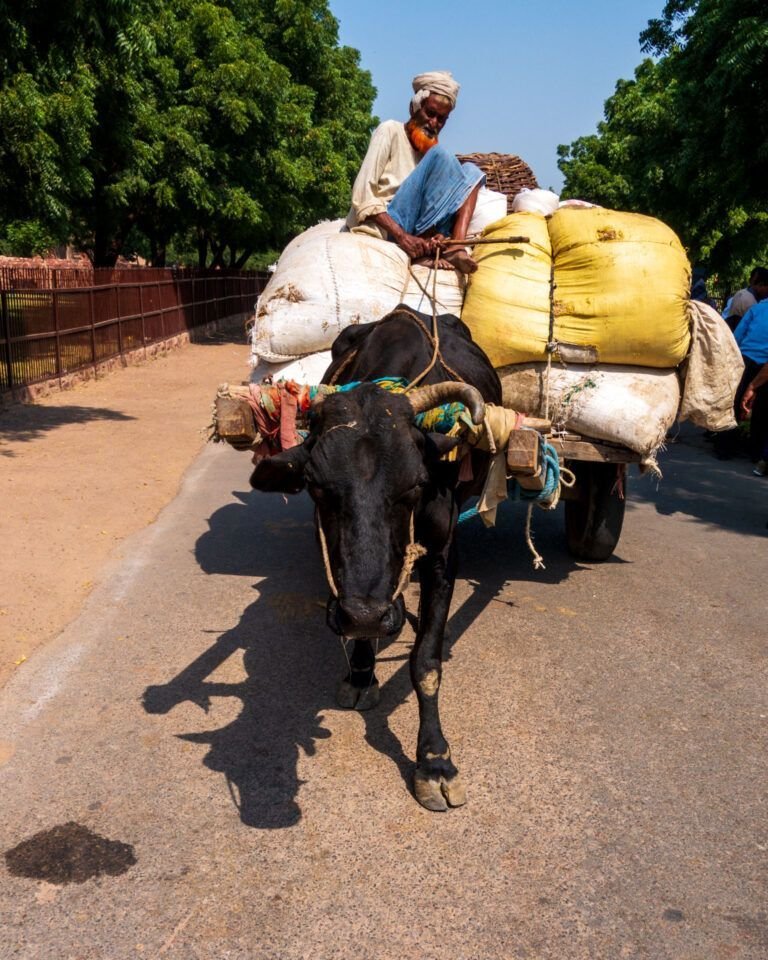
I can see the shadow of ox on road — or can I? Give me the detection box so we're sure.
[142,485,583,830]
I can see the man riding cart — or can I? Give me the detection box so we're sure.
[347,70,483,275]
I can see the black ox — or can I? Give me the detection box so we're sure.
[250,306,501,810]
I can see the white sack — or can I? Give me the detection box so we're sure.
[511,188,560,216]
[250,220,409,362]
[678,300,743,431]
[558,198,598,209]
[499,362,681,457]
[467,187,508,236]
[250,349,333,385]
[401,264,467,315]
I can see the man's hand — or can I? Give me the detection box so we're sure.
[742,363,768,417]
[396,231,433,260]
[742,385,756,418]
[428,233,449,250]
[367,211,433,260]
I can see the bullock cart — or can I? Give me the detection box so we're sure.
[214,379,639,564]
[216,153,656,563]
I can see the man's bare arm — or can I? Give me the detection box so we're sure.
[741,362,768,415]
[367,212,433,259]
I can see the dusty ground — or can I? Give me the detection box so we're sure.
[0,321,253,690]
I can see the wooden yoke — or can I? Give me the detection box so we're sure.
[214,389,257,448]
[506,427,548,491]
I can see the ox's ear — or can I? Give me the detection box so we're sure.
[424,433,462,460]
[250,445,310,494]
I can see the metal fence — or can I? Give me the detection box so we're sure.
[0,266,269,395]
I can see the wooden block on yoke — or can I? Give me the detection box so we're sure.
[520,416,551,433]
[215,395,257,445]
[506,428,540,477]
[517,469,547,492]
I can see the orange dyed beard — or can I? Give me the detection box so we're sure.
[405,119,438,155]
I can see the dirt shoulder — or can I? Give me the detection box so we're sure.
[0,321,253,689]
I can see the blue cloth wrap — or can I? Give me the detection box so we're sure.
[387,146,485,237]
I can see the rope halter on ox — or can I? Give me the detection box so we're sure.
[317,508,426,603]
[310,378,485,601]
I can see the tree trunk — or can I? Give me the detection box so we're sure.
[92,214,133,268]
[209,238,227,269]
[150,236,167,268]
[234,248,253,270]
[196,228,209,269]
[92,229,122,268]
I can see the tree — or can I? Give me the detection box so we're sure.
[558,0,768,284]
[146,0,376,268]
[0,1,376,266]
[557,59,681,215]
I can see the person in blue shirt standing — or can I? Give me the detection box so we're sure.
[715,293,768,460]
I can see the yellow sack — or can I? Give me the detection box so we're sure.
[463,207,692,370]
[549,208,691,367]
[462,213,551,367]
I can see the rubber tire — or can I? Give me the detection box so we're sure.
[564,461,626,561]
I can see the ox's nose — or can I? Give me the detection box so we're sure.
[335,596,399,639]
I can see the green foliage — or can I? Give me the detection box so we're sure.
[558,0,768,285]
[0,220,59,256]
[0,0,376,266]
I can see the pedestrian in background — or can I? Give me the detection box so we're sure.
[742,361,768,476]
[691,269,717,309]
[722,266,768,332]
[716,292,768,461]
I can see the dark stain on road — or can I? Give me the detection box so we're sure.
[663,908,685,923]
[4,822,136,884]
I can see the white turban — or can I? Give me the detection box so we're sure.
[410,71,460,111]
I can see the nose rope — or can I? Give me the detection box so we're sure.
[392,518,428,600]
[316,511,426,602]
[317,514,340,599]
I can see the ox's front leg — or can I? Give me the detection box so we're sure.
[411,536,466,811]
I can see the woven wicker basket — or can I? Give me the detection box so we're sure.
[457,153,538,213]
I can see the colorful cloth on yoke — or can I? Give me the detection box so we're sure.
[321,377,472,441]
[246,377,475,463]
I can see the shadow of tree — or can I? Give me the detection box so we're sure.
[142,487,582,829]
[0,405,135,445]
[190,318,252,347]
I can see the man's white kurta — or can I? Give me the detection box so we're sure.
[346,120,421,240]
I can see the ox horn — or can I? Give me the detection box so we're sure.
[407,382,485,425]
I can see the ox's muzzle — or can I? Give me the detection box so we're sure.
[327,595,405,639]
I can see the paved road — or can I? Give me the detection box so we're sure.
[1,427,766,959]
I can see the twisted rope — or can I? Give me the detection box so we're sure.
[458,436,575,570]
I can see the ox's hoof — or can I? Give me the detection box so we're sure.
[413,771,467,811]
[335,679,380,711]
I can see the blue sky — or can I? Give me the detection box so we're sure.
[328,0,664,192]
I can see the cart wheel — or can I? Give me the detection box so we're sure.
[564,461,626,561]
